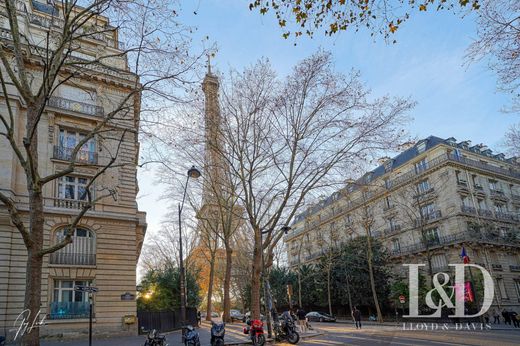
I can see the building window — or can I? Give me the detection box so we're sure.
[477,198,486,210]
[384,179,392,189]
[424,228,440,245]
[455,170,467,185]
[494,203,507,213]
[391,238,400,252]
[416,179,431,194]
[385,196,392,209]
[50,279,92,319]
[497,278,508,300]
[461,195,472,207]
[421,203,436,218]
[57,175,90,201]
[431,254,448,270]
[514,280,520,299]
[489,179,500,192]
[50,228,96,266]
[55,128,97,164]
[415,158,428,173]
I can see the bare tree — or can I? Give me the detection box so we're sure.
[504,123,520,156]
[217,51,413,319]
[0,1,204,344]
[315,222,341,316]
[466,0,520,112]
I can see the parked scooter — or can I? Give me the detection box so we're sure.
[273,311,299,344]
[210,321,225,346]
[143,329,168,346]
[243,317,266,346]
[183,325,201,346]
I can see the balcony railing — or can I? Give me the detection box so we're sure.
[415,210,442,226]
[50,253,96,266]
[53,198,91,210]
[490,189,507,199]
[461,205,477,214]
[48,96,104,116]
[49,301,90,320]
[390,230,520,257]
[384,224,402,236]
[291,150,520,235]
[492,264,503,271]
[53,146,98,164]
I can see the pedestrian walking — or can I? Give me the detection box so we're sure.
[503,309,512,325]
[492,308,500,324]
[197,310,201,327]
[296,306,307,334]
[511,311,519,328]
[352,307,362,329]
[484,312,490,324]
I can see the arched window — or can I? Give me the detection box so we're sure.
[50,227,96,265]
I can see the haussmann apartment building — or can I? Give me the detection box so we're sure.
[0,0,146,339]
[285,135,520,312]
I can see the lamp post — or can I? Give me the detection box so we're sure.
[261,225,291,338]
[179,165,201,326]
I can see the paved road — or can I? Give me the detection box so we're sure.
[282,322,520,346]
[36,321,520,346]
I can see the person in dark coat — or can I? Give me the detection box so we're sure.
[503,309,512,325]
[352,307,362,329]
[296,306,307,333]
[197,310,201,326]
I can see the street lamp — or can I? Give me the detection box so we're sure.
[179,165,201,326]
[261,225,291,338]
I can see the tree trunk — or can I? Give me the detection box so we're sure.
[222,243,233,323]
[345,274,353,318]
[327,265,332,316]
[205,255,216,321]
[23,111,44,346]
[297,268,302,307]
[366,232,383,323]
[250,229,263,319]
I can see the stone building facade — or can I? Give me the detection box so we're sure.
[0,0,146,338]
[285,136,520,311]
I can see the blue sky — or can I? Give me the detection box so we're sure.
[137,0,517,244]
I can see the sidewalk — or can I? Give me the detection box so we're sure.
[37,320,322,346]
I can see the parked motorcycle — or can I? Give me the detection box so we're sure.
[243,317,266,346]
[210,321,225,346]
[183,325,201,346]
[273,311,299,344]
[0,335,5,346]
[143,329,168,346]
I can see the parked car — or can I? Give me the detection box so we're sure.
[305,311,336,322]
[229,309,245,322]
[242,311,265,322]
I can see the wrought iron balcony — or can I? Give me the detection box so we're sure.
[52,198,92,210]
[48,96,104,116]
[491,264,503,271]
[50,252,96,266]
[49,301,90,320]
[390,230,520,257]
[461,205,477,214]
[384,224,402,236]
[53,146,97,164]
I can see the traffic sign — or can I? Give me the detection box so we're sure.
[74,285,99,293]
[399,295,406,304]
